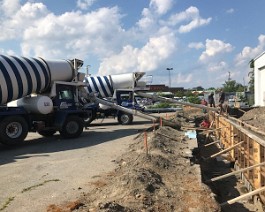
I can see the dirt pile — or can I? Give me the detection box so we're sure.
[239,107,265,133]
[47,125,220,212]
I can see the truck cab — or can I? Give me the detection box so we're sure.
[36,83,85,139]
[0,83,86,145]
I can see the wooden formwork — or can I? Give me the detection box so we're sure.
[209,112,265,204]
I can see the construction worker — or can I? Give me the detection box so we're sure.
[208,92,215,107]
[219,89,225,114]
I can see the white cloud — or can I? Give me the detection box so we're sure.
[226,8,234,14]
[137,8,155,30]
[168,6,197,25]
[208,61,227,72]
[0,0,125,58]
[0,2,49,41]
[211,35,265,85]
[199,39,233,62]
[235,34,265,66]
[14,5,124,58]
[0,0,216,87]
[167,6,211,33]
[176,73,193,84]
[77,0,96,10]
[179,17,211,33]
[188,42,204,49]
[150,0,173,15]
[0,0,20,17]
[98,32,177,75]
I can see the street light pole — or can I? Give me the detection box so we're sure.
[86,65,91,76]
[166,68,173,88]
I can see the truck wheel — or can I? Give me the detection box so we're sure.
[59,116,84,139]
[0,116,28,145]
[38,129,56,137]
[118,113,133,125]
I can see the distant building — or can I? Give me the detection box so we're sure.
[148,84,184,93]
[253,51,265,106]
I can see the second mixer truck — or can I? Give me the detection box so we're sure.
[82,72,148,125]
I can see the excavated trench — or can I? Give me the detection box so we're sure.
[194,116,264,212]
[46,108,264,212]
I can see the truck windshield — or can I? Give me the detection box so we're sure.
[59,90,74,100]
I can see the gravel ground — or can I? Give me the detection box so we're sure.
[1,108,264,212]
[0,118,151,212]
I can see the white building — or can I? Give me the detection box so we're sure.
[253,51,265,106]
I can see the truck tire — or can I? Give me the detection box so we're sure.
[38,129,56,137]
[0,116,28,145]
[59,116,84,139]
[118,113,133,125]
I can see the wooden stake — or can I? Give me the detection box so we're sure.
[144,131,148,155]
[160,117,163,127]
[206,141,244,160]
[152,120,156,132]
[220,186,265,206]
[207,162,265,182]
[238,108,246,113]
[209,120,214,128]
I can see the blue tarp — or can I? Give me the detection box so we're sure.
[185,130,197,139]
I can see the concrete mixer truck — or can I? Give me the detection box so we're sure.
[0,54,88,145]
[0,54,219,145]
[81,72,148,125]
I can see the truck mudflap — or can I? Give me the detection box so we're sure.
[82,103,98,126]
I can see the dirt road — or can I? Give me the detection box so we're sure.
[0,117,152,212]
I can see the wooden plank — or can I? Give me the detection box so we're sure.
[238,108,246,113]
[204,140,220,147]
[230,125,235,158]
[220,186,265,206]
[253,141,262,189]
[206,162,265,182]
[225,118,265,146]
[206,141,244,160]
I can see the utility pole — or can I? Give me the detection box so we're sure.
[86,65,91,76]
[228,71,231,81]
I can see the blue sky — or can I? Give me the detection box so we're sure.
[1,0,265,89]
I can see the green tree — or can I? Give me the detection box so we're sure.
[188,96,201,104]
[222,80,245,92]
[174,90,185,97]
[207,87,216,91]
[192,86,204,91]
[185,90,193,97]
